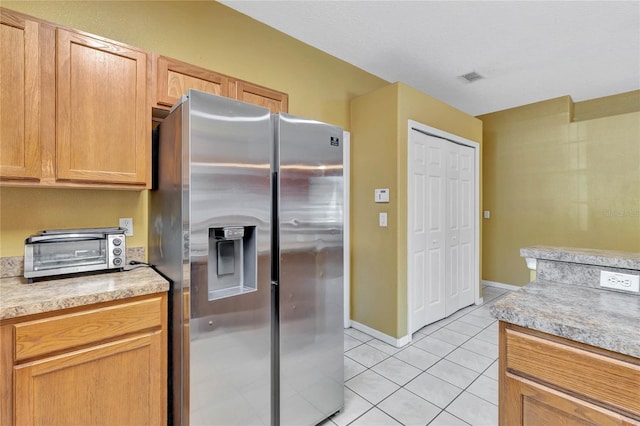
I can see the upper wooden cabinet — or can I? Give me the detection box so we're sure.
[0,10,41,180]
[56,29,149,185]
[0,8,151,189]
[234,79,289,114]
[154,54,288,113]
[155,55,230,108]
[1,7,288,189]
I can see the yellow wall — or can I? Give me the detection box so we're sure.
[350,84,399,337]
[480,91,640,286]
[351,82,482,338]
[0,1,388,257]
[573,90,640,122]
[0,188,148,250]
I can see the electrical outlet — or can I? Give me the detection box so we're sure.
[600,270,639,293]
[119,218,133,237]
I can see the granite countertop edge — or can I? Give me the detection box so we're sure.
[0,267,170,321]
[490,280,640,359]
[520,245,640,270]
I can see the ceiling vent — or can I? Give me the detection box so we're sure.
[459,71,484,83]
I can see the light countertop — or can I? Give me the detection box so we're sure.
[520,245,640,270]
[490,279,640,358]
[0,267,169,321]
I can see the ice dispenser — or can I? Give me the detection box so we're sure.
[208,226,256,300]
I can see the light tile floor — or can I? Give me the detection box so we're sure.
[323,285,511,426]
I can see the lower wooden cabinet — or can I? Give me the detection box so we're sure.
[499,322,640,426]
[0,293,167,426]
[504,373,636,426]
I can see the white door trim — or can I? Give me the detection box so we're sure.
[343,131,351,328]
[406,120,481,338]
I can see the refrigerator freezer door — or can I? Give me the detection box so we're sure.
[186,90,273,426]
[276,114,344,426]
[149,101,188,425]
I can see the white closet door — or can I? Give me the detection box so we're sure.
[444,143,475,315]
[409,132,446,331]
[409,130,476,334]
[445,146,461,316]
[457,144,475,311]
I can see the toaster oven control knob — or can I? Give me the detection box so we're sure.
[113,248,123,256]
[113,257,123,266]
[112,238,123,246]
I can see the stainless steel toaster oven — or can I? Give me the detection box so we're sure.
[24,227,126,282]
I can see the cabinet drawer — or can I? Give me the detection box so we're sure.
[505,327,640,415]
[14,297,163,361]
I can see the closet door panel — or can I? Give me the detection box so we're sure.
[409,129,477,332]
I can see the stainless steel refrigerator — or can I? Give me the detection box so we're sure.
[149,89,344,426]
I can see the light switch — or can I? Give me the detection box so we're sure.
[483,210,491,219]
[379,212,388,227]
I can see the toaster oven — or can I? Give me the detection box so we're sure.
[24,227,126,282]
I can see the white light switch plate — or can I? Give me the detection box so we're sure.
[600,270,639,293]
[379,212,388,227]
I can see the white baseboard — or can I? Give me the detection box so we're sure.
[349,320,411,348]
[475,297,484,306]
[482,280,521,292]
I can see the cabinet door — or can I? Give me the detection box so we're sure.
[156,55,230,108]
[503,374,637,426]
[0,9,41,180]
[14,331,165,426]
[235,80,288,113]
[56,28,148,186]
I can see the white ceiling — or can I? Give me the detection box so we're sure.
[220,0,640,116]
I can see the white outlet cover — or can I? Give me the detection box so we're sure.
[600,270,639,293]
[119,218,133,237]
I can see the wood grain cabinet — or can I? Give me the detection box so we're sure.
[155,55,231,109]
[234,79,288,114]
[499,322,640,426]
[0,294,167,425]
[154,54,288,113]
[1,7,288,189]
[0,9,41,180]
[0,8,151,188]
[56,29,149,186]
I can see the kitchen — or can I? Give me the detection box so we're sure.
[1,1,639,425]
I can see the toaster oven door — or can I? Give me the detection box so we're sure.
[25,237,109,276]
